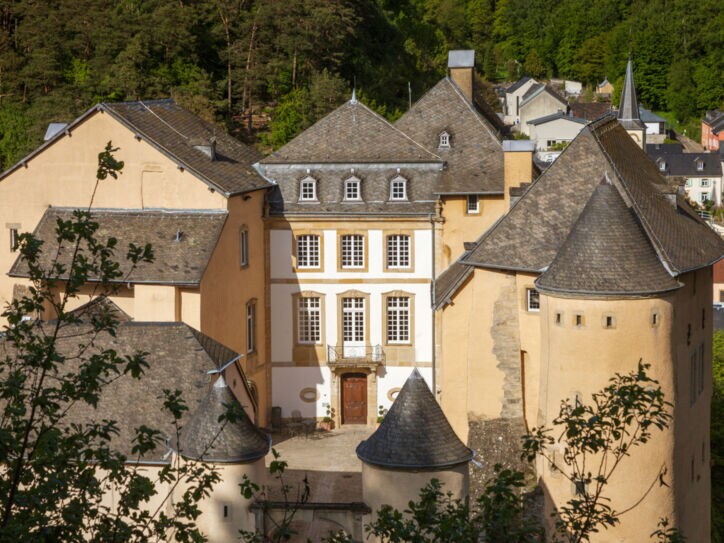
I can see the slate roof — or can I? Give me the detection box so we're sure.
[527,112,588,126]
[260,100,440,164]
[507,77,534,95]
[103,100,268,195]
[639,107,666,123]
[536,180,681,295]
[395,78,505,194]
[571,102,612,121]
[176,376,270,463]
[520,84,566,108]
[0,99,270,196]
[649,153,723,177]
[433,255,474,309]
[618,59,646,131]
[356,369,473,469]
[646,143,685,157]
[0,322,257,462]
[9,208,227,285]
[461,115,724,281]
[68,296,132,322]
[704,110,724,134]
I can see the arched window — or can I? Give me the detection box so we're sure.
[390,176,407,201]
[299,176,317,201]
[344,176,362,201]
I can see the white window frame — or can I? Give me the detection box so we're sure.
[298,297,321,344]
[701,192,710,203]
[390,176,407,201]
[296,234,320,269]
[386,234,411,269]
[246,301,256,354]
[342,297,365,342]
[344,176,362,201]
[439,131,450,148]
[527,288,540,312]
[701,178,711,188]
[239,228,249,267]
[386,296,410,344]
[467,194,480,214]
[299,176,317,202]
[340,234,365,269]
[685,178,693,187]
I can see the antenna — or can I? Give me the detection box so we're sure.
[408,82,412,110]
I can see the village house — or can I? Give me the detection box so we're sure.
[518,84,568,136]
[702,110,724,151]
[526,111,588,163]
[502,76,539,125]
[595,77,614,99]
[0,99,274,424]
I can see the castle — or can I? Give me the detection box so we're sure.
[0,51,719,541]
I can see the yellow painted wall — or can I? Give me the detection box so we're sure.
[538,272,710,542]
[134,284,177,322]
[0,109,226,324]
[200,191,269,426]
[179,289,201,330]
[439,195,506,267]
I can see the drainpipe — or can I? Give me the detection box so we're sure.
[429,207,437,397]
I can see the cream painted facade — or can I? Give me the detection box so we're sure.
[267,217,434,426]
[438,263,712,541]
[0,107,271,425]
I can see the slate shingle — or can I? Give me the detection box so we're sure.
[356,369,472,469]
[9,208,227,285]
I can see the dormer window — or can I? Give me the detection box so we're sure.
[344,176,362,201]
[390,176,407,201]
[439,131,451,149]
[658,159,666,172]
[696,159,704,172]
[299,176,317,202]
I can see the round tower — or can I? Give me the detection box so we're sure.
[176,376,271,542]
[356,368,473,522]
[534,179,709,541]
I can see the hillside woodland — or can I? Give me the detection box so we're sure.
[0,0,722,169]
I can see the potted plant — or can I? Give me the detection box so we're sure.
[376,405,388,426]
[320,403,335,431]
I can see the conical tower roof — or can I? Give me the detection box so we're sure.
[177,376,270,463]
[356,369,472,469]
[618,58,646,130]
[536,177,680,296]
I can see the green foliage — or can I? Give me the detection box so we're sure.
[0,145,221,540]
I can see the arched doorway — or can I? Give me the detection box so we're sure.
[341,373,367,424]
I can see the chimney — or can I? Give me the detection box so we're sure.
[503,140,535,208]
[447,50,475,102]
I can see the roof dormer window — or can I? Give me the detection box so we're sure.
[439,131,451,149]
[658,159,666,172]
[696,158,704,172]
[299,176,317,202]
[344,176,362,201]
[390,176,408,201]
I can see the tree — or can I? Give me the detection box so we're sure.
[524,49,546,78]
[0,143,225,541]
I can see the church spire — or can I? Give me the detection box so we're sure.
[618,57,643,125]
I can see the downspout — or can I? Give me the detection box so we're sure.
[430,211,436,396]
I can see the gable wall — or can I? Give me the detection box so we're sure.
[520,93,567,136]
[0,111,226,323]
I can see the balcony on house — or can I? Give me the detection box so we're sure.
[327,344,385,370]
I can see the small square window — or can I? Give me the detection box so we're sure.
[602,314,615,329]
[467,194,480,214]
[555,312,562,325]
[390,177,407,201]
[526,289,540,312]
[299,177,317,201]
[344,177,361,201]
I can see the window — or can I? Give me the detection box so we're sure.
[387,296,410,343]
[652,310,660,327]
[239,228,249,267]
[390,176,407,201]
[603,314,615,329]
[386,234,411,269]
[9,228,18,252]
[526,289,540,312]
[246,301,256,354]
[298,297,321,344]
[344,177,361,201]
[575,314,584,327]
[701,192,709,203]
[439,131,450,148]
[467,194,480,214]
[555,312,562,325]
[696,159,704,172]
[340,234,364,269]
[659,161,667,172]
[342,298,365,342]
[299,176,317,201]
[685,178,693,187]
[296,234,320,269]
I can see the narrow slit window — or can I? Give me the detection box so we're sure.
[555,312,562,325]
[246,301,256,354]
[575,314,583,327]
[9,228,18,252]
[239,228,249,267]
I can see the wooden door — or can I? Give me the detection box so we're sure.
[342,373,367,424]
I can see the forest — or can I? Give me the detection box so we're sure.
[0,0,721,170]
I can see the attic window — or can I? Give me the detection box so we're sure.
[390,176,407,201]
[299,176,317,202]
[696,159,704,172]
[344,176,362,201]
[439,131,451,148]
[658,160,666,172]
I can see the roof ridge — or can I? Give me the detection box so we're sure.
[443,78,503,145]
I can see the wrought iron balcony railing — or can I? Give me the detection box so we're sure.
[327,344,385,367]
